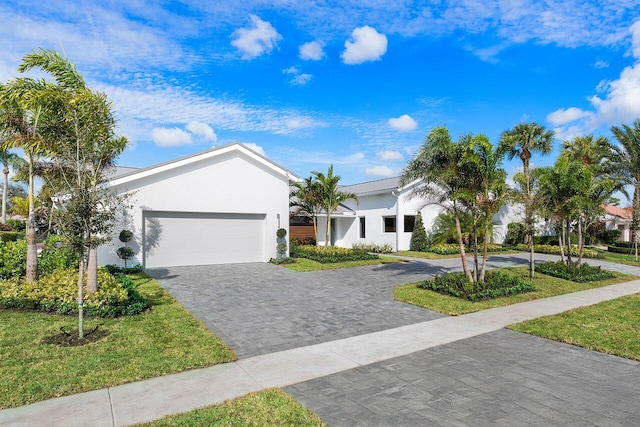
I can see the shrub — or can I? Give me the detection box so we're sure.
[269,257,295,265]
[276,228,287,239]
[533,235,559,246]
[596,229,622,245]
[0,231,19,242]
[0,268,149,317]
[410,213,429,252]
[535,261,615,282]
[5,219,25,232]
[516,244,603,259]
[427,243,507,255]
[505,222,525,245]
[103,264,144,275]
[38,235,79,276]
[610,241,634,248]
[116,246,135,267]
[290,237,316,246]
[291,245,378,263]
[607,245,635,254]
[0,239,27,279]
[351,242,393,253]
[417,271,534,301]
[119,229,134,243]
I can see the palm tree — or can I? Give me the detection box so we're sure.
[498,122,554,278]
[400,126,475,281]
[0,149,24,224]
[610,119,640,259]
[312,165,357,247]
[290,176,322,245]
[561,135,610,167]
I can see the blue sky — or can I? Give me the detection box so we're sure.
[2,1,640,185]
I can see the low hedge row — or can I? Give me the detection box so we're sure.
[535,261,615,282]
[417,271,535,301]
[0,268,149,317]
[427,243,507,255]
[291,245,379,263]
[607,245,636,254]
[351,243,393,253]
[516,244,603,259]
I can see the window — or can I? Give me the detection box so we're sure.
[383,216,396,233]
[359,217,366,238]
[404,215,416,233]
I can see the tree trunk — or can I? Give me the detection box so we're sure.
[25,158,38,283]
[86,246,98,293]
[312,214,318,246]
[558,221,566,265]
[77,257,85,339]
[473,222,479,282]
[455,215,473,282]
[480,221,489,283]
[325,212,330,248]
[2,164,8,224]
[634,184,640,261]
[566,218,572,264]
[577,219,583,267]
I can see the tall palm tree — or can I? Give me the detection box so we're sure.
[561,135,610,167]
[312,165,357,247]
[610,119,640,259]
[0,149,24,224]
[498,122,554,278]
[290,176,322,245]
[400,126,475,281]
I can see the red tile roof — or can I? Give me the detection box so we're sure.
[604,205,632,219]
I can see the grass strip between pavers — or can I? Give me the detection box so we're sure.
[0,272,236,409]
[283,255,405,272]
[394,266,637,316]
[136,389,326,427]
[509,293,640,361]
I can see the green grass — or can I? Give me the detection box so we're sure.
[395,250,520,260]
[283,255,405,272]
[0,273,236,409]
[510,294,640,361]
[599,250,640,267]
[138,389,326,427]
[394,266,637,316]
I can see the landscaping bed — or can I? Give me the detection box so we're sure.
[426,243,508,255]
[417,271,534,301]
[291,245,378,263]
[534,261,615,282]
[395,267,636,316]
[0,272,236,409]
[515,244,603,258]
[140,389,325,426]
[510,293,640,361]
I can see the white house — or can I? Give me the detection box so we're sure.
[98,143,298,268]
[315,176,521,251]
[604,204,632,242]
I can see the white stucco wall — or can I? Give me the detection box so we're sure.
[98,148,291,267]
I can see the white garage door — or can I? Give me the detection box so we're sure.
[143,211,266,268]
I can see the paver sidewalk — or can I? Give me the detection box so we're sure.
[3,279,640,426]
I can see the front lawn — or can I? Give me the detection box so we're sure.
[510,294,640,361]
[139,389,325,427]
[395,267,636,316]
[283,256,404,272]
[600,250,640,268]
[0,273,236,409]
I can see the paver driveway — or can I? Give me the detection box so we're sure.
[148,254,535,358]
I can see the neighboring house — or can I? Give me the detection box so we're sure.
[604,204,632,242]
[98,142,298,268]
[314,176,521,251]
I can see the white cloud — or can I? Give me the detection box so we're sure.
[594,60,609,69]
[241,142,266,156]
[151,127,193,147]
[231,15,281,59]
[186,121,217,142]
[547,107,593,126]
[287,118,316,129]
[377,150,404,161]
[388,114,417,132]
[548,20,640,137]
[365,165,395,177]
[283,66,312,85]
[341,26,388,65]
[299,41,325,60]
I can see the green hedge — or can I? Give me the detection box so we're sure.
[291,245,379,263]
[516,244,603,259]
[351,243,393,253]
[417,271,534,301]
[427,243,507,255]
[0,268,149,317]
[607,245,635,254]
[535,261,615,282]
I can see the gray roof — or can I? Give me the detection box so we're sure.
[340,176,401,196]
[108,166,140,179]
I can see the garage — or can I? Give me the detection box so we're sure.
[143,211,266,268]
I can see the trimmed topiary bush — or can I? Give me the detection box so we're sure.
[351,242,393,253]
[417,271,535,301]
[0,267,149,317]
[505,222,526,245]
[535,261,615,282]
[410,213,429,252]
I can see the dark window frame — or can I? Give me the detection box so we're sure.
[359,217,366,238]
[383,216,397,233]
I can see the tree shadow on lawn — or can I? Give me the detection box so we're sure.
[371,260,458,278]
[145,268,180,280]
